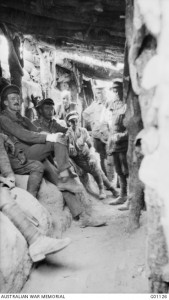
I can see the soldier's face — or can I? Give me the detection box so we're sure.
[111,87,121,101]
[62,95,70,110]
[60,82,69,91]
[41,104,55,120]
[69,118,78,130]
[95,89,106,104]
[5,93,21,113]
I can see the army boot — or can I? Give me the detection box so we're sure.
[57,177,84,193]
[109,175,127,205]
[29,236,71,262]
[1,187,71,262]
[99,188,106,199]
[101,171,118,198]
[79,211,107,228]
[118,198,130,211]
[107,184,119,198]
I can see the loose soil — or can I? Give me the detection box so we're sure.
[22,199,149,294]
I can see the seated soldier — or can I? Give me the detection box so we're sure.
[0,132,44,198]
[0,85,81,194]
[0,133,70,263]
[32,98,106,227]
[33,98,68,134]
[66,111,118,200]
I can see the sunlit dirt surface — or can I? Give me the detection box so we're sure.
[22,202,148,294]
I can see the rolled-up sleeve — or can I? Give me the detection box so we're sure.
[0,135,14,177]
[53,121,67,134]
[0,116,47,144]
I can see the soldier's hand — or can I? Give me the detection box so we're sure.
[89,158,96,167]
[0,175,15,189]
[46,133,59,143]
[114,133,121,142]
[66,127,74,139]
[5,138,15,155]
[66,127,73,135]
[69,145,77,157]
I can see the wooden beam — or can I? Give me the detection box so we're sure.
[23,35,124,63]
[0,8,125,49]
[72,61,123,80]
[0,1,125,32]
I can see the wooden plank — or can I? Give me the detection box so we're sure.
[0,0,125,31]
[0,8,125,48]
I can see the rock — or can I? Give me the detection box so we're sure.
[0,213,31,293]
[15,175,72,237]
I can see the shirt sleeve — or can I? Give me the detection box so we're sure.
[83,103,95,122]
[23,116,40,132]
[0,116,47,144]
[52,120,68,134]
[0,134,14,177]
[82,128,91,144]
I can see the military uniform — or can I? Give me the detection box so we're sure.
[0,132,44,197]
[83,101,110,175]
[33,116,67,134]
[107,81,129,205]
[33,102,83,219]
[0,133,70,262]
[66,113,118,199]
[0,110,71,187]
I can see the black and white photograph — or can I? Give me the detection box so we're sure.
[0,0,168,296]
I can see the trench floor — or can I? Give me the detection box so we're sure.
[22,199,148,294]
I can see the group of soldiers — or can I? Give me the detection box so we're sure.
[82,82,128,207]
[0,79,128,263]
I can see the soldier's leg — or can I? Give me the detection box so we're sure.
[93,138,107,176]
[74,154,106,199]
[62,191,83,218]
[117,151,129,210]
[0,186,70,262]
[74,154,117,198]
[10,158,44,198]
[109,152,128,205]
[25,142,75,179]
[100,170,118,197]
[25,142,70,171]
[120,151,129,177]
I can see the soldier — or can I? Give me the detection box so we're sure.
[83,87,110,176]
[33,98,106,227]
[66,111,118,200]
[0,133,70,263]
[56,90,77,123]
[107,81,129,206]
[33,98,68,134]
[0,129,44,198]
[0,85,81,194]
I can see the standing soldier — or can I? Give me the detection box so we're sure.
[56,91,77,123]
[107,81,129,206]
[83,87,110,176]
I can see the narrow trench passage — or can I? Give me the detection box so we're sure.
[22,206,148,294]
